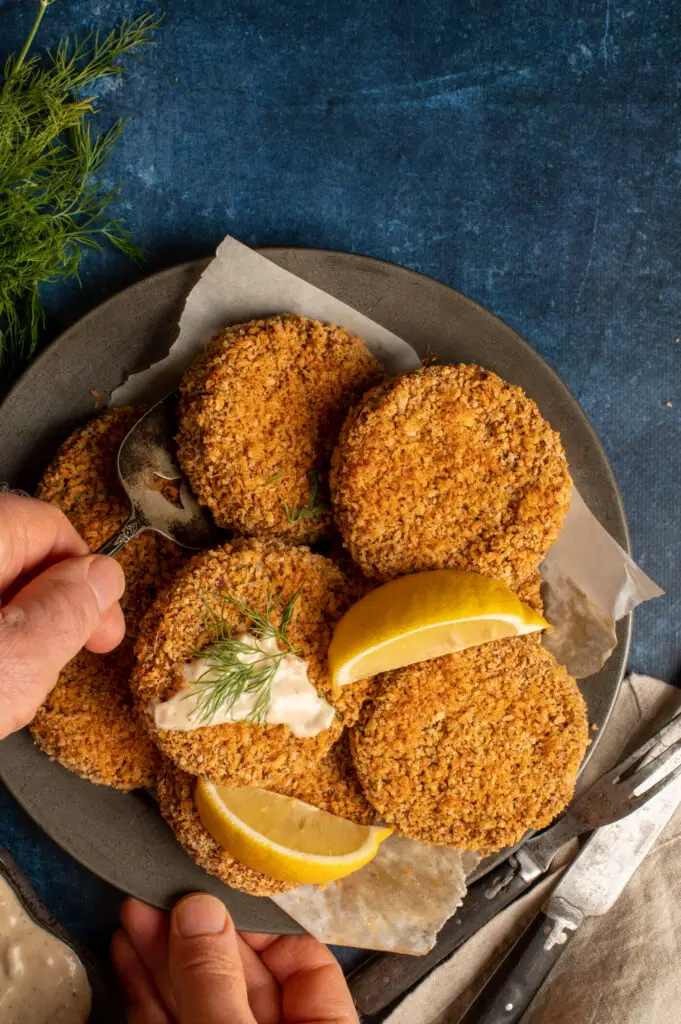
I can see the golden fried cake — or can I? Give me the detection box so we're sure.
[30,643,159,790]
[330,364,572,587]
[156,730,373,895]
[132,539,374,787]
[31,408,185,789]
[176,315,383,544]
[35,406,186,627]
[350,638,588,853]
[156,759,294,896]
[515,568,544,617]
[269,730,376,826]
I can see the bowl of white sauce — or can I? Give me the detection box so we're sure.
[0,846,120,1023]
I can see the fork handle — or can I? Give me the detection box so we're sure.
[457,908,580,1024]
[96,515,147,557]
[348,861,535,1017]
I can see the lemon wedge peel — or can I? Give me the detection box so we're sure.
[195,781,393,885]
[328,569,548,692]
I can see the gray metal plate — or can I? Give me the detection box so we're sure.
[0,249,630,932]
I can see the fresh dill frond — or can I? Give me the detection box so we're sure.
[267,470,285,483]
[0,2,162,368]
[283,469,329,524]
[189,588,301,725]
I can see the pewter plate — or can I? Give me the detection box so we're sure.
[0,249,630,932]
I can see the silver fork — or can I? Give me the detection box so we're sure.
[349,707,681,1017]
[516,708,681,880]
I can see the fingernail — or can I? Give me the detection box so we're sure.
[175,894,227,937]
[87,556,125,613]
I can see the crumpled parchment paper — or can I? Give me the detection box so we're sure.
[276,839,479,954]
[110,235,662,952]
[111,236,419,406]
[541,489,662,677]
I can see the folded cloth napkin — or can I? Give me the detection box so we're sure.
[385,674,681,1024]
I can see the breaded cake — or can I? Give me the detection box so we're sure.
[157,730,375,894]
[132,539,374,787]
[350,638,588,853]
[30,643,159,790]
[269,729,376,826]
[31,409,185,789]
[175,315,383,544]
[330,364,572,587]
[156,759,294,896]
[515,568,544,617]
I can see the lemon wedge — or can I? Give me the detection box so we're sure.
[328,569,548,690]
[195,781,393,884]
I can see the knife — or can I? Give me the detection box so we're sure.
[456,755,681,1023]
[350,707,681,1017]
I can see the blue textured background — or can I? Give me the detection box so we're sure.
[2,0,681,991]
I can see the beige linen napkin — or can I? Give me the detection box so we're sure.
[385,674,681,1024]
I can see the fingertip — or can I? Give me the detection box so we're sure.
[121,896,152,917]
[110,927,136,978]
[282,961,358,1024]
[84,602,125,653]
[111,927,172,1024]
[262,933,339,980]
[238,931,280,953]
[169,894,253,1022]
[86,555,125,614]
[120,897,167,940]
[172,893,229,938]
[120,896,156,927]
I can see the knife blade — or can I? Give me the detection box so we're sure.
[457,758,681,1024]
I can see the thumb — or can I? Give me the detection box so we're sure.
[169,894,256,1024]
[0,554,125,737]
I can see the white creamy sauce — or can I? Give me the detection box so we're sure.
[154,633,335,738]
[0,876,91,1024]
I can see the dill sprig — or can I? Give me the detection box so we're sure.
[0,1,161,367]
[283,469,329,524]
[188,588,302,725]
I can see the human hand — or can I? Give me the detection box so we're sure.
[111,894,359,1024]
[0,493,125,738]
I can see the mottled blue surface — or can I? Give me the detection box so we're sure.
[2,0,681,983]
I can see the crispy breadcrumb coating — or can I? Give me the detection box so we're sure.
[132,539,373,787]
[269,730,376,826]
[30,642,159,790]
[176,315,383,544]
[350,638,588,853]
[31,409,185,789]
[156,731,373,895]
[156,759,294,896]
[515,569,544,617]
[330,365,572,587]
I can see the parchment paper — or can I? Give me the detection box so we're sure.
[276,840,479,954]
[110,235,662,952]
[111,236,419,406]
[541,489,662,677]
